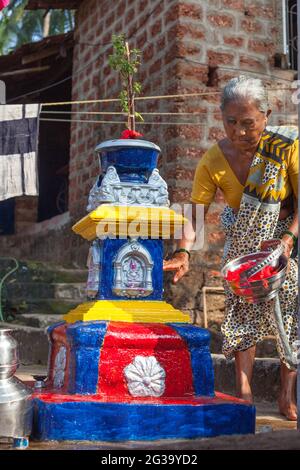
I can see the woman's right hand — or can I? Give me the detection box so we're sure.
[163,252,190,284]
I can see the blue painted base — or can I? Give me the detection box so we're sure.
[32,396,255,441]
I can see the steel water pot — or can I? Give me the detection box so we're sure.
[0,328,19,379]
[0,329,33,447]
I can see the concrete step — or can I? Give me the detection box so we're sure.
[6,281,86,301]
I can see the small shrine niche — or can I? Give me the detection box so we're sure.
[113,239,153,298]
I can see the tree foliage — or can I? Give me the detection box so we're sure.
[0,0,75,55]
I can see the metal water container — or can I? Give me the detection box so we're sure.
[0,329,32,449]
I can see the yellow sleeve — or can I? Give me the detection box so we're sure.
[190,151,217,205]
[287,139,299,199]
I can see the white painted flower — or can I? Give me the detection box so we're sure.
[124,355,166,397]
[53,346,66,389]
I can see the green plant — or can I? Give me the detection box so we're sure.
[108,34,144,131]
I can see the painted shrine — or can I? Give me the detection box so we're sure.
[32,139,255,441]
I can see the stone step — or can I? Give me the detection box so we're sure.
[8,298,81,315]
[0,322,49,366]
[213,354,280,402]
[0,259,88,283]
[5,282,86,301]
[15,313,64,328]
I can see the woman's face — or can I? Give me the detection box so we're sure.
[222,100,270,152]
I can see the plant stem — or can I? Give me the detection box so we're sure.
[125,41,135,131]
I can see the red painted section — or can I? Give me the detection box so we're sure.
[97,322,194,399]
[33,390,249,405]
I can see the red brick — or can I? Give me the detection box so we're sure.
[178,3,202,20]
[169,187,192,203]
[164,42,179,65]
[90,11,98,29]
[248,39,275,55]
[115,20,123,33]
[165,167,195,180]
[208,231,225,245]
[165,3,202,24]
[175,61,208,84]
[125,8,135,25]
[208,127,225,142]
[144,44,154,62]
[244,5,274,19]
[222,0,244,9]
[177,125,203,141]
[177,42,201,57]
[105,11,115,29]
[156,35,166,52]
[165,4,179,23]
[167,23,205,42]
[136,31,147,49]
[224,35,245,48]
[117,2,125,17]
[239,55,267,72]
[151,19,162,37]
[207,13,234,28]
[148,58,162,75]
[207,50,234,66]
[92,74,100,88]
[240,18,262,34]
[138,0,148,14]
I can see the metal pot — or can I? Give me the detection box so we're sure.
[221,252,288,304]
[0,328,19,379]
[0,329,32,447]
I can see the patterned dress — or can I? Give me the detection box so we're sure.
[220,126,298,369]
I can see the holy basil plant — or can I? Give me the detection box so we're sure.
[108,34,144,139]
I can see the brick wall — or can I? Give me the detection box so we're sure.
[68,0,297,301]
[1,0,296,300]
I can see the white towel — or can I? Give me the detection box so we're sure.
[0,103,40,201]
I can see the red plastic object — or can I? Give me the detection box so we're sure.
[121,129,144,139]
[226,260,278,289]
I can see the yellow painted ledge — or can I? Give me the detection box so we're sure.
[63,300,191,324]
[72,205,187,241]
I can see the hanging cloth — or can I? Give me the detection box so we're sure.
[0,104,41,201]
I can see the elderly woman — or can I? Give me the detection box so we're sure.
[164,76,298,420]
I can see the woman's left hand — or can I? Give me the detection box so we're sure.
[260,237,293,259]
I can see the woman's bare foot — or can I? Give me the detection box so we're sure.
[278,362,297,421]
[278,395,297,421]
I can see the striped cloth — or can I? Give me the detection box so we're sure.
[0,104,40,201]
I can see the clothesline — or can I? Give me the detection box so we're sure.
[40,87,297,107]
[40,118,203,125]
[40,110,297,117]
[41,110,205,115]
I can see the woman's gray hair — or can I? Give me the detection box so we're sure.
[220,76,269,113]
